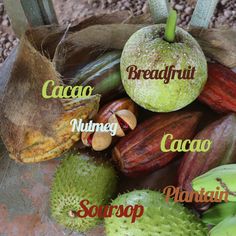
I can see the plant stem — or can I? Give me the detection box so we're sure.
[164,9,177,43]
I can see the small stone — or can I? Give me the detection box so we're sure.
[185,16,190,22]
[13,39,19,45]
[87,0,96,4]
[5,42,11,49]
[92,3,98,8]
[221,0,228,5]
[175,4,184,11]
[142,2,149,13]
[185,7,192,14]
[218,16,227,23]
[224,10,232,18]
[0,37,6,43]
[3,49,8,58]
[2,19,9,26]
[123,2,130,8]
[177,18,182,24]
[8,35,14,42]
[181,14,186,20]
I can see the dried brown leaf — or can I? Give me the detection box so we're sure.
[190,28,236,68]
[0,37,100,163]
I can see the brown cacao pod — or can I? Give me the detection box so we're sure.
[199,63,236,113]
[95,97,138,124]
[113,111,202,176]
[178,113,236,191]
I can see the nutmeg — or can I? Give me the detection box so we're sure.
[81,132,94,147]
[108,109,137,137]
[81,131,112,151]
[95,97,138,124]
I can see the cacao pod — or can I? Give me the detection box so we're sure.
[70,51,124,102]
[199,63,236,113]
[113,111,202,176]
[178,114,236,191]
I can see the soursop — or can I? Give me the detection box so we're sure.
[50,153,117,232]
[105,190,208,236]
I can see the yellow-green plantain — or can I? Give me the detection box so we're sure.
[202,202,236,225]
[192,164,236,202]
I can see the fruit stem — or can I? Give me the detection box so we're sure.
[68,210,76,218]
[164,9,177,43]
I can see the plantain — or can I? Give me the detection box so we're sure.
[192,164,236,202]
[202,202,236,225]
[209,216,236,236]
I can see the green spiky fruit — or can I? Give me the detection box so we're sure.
[50,153,117,232]
[120,25,207,112]
[105,190,208,236]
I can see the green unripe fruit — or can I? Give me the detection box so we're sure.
[121,25,207,112]
[209,216,236,236]
[50,153,117,232]
[105,190,208,236]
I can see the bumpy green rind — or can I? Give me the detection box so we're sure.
[50,153,117,232]
[105,190,208,236]
[120,24,207,112]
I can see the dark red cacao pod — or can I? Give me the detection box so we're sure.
[178,114,236,191]
[113,111,202,176]
[199,63,236,113]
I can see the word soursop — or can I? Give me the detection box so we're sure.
[105,190,208,236]
[50,153,117,232]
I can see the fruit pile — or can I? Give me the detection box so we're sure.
[49,9,236,236]
[0,2,236,236]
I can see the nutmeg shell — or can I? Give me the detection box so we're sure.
[95,97,138,124]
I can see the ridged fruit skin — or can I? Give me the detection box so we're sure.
[105,190,208,236]
[209,216,236,236]
[50,153,117,232]
[178,114,236,191]
[113,111,202,176]
[202,202,236,225]
[121,24,207,112]
[199,63,236,113]
[95,97,138,124]
[192,164,236,202]
[71,51,124,102]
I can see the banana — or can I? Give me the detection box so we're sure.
[202,202,236,225]
[192,164,236,202]
[209,216,236,236]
